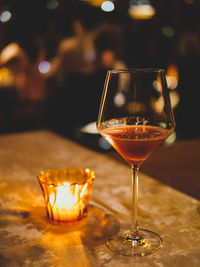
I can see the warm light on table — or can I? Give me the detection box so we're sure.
[37,168,95,223]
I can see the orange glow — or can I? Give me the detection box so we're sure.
[166,64,179,90]
[151,96,164,113]
[48,182,86,221]
[82,0,104,7]
[167,64,179,79]
[0,43,21,64]
[38,168,95,223]
[129,5,156,20]
[0,67,14,87]
[152,73,162,93]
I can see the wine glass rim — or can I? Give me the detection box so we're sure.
[108,68,165,74]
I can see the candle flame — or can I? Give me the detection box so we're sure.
[38,168,95,222]
[51,183,76,209]
[80,183,88,198]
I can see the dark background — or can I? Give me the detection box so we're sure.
[0,0,200,149]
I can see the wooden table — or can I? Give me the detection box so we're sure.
[0,130,199,266]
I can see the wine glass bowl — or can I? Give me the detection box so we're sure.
[97,69,175,256]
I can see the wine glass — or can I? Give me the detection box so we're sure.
[96,69,175,256]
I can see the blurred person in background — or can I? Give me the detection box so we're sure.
[0,42,46,132]
[45,19,126,139]
[45,18,97,137]
[94,22,126,72]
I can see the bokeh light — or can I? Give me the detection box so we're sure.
[38,61,51,74]
[129,0,156,20]
[46,0,59,10]
[101,1,115,12]
[162,26,175,38]
[0,10,12,23]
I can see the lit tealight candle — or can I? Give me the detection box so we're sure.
[38,168,95,223]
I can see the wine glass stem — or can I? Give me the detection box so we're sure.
[131,165,139,234]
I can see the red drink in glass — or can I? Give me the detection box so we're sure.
[101,125,171,166]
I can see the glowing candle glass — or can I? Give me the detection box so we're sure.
[37,168,95,223]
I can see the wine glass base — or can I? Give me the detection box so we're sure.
[106,228,163,256]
